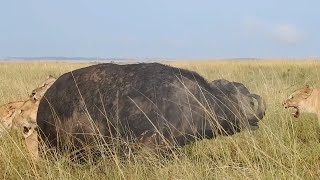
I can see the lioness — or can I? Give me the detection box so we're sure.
[0,75,55,160]
[0,101,25,131]
[30,75,56,101]
[0,100,38,159]
[283,85,319,119]
[11,99,39,160]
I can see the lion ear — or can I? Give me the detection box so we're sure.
[47,75,54,79]
[303,85,312,96]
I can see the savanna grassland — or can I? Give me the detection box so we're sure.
[1,60,320,179]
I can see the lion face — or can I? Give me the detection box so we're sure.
[12,100,39,136]
[283,85,313,118]
[12,100,39,124]
[11,99,39,159]
[30,75,56,101]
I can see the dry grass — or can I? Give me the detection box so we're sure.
[1,60,320,179]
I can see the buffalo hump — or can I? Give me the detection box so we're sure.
[37,63,265,155]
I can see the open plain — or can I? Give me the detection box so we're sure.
[1,60,320,179]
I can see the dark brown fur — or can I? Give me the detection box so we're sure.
[37,63,265,156]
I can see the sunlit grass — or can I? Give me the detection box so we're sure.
[1,60,320,179]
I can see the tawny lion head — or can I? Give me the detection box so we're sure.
[0,100,39,160]
[11,99,39,160]
[0,101,25,132]
[30,75,56,101]
[282,85,313,118]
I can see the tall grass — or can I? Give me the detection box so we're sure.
[1,60,320,179]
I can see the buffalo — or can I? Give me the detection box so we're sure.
[37,63,266,158]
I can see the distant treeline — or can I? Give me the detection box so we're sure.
[0,57,140,61]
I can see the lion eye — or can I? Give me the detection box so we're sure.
[289,95,293,99]
[43,84,47,87]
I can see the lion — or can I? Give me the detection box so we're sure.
[0,75,56,160]
[0,100,38,160]
[30,75,56,101]
[0,101,25,131]
[0,75,54,132]
[11,99,39,160]
[283,85,319,119]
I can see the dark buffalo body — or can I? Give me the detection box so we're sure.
[37,63,265,154]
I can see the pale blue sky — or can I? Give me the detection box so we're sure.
[0,0,319,59]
